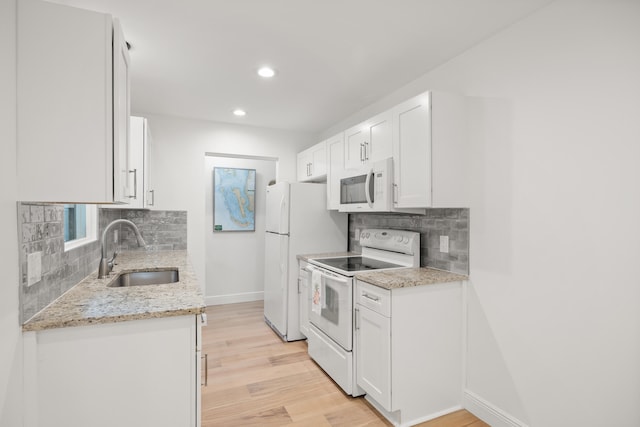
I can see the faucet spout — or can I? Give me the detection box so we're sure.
[98,219,146,279]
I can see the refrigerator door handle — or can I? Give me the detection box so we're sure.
[279,195,286,233]
[280,238,287,274]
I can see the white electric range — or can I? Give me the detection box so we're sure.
[305,228,420,396]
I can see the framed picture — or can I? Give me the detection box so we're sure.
[213,167,256,232]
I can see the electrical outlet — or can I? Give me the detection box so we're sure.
[355,228,361,241]
[439,236,449,253]
[114,229,119,244]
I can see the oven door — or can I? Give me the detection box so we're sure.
[307,266,353,351]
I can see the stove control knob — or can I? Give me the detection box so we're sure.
[395,236,403,242]
[403,237,409,243]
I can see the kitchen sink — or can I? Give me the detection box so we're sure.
[108,269,179,287]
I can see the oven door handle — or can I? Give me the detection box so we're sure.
[307,265,350,284]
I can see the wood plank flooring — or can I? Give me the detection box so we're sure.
[202,301,488,427]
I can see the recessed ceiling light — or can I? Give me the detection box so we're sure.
[233,109,246,117]
[257,66,275,78]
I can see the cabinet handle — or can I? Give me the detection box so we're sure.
[360,144,364,162]
[355,307,360,330]
[128,169,138,199]
[201,353,208,386]
[309,162,313,176]
[148,189,155,206]
[364,142,369,160]
[393,183,398,204]
[362,292,379,302]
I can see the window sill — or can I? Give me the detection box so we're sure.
[64,236,97,252]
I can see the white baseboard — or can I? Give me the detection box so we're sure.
[464,389,528,427]
[364,395,462,427]
[205,291,263,306]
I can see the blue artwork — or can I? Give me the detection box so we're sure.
[213,167,256,232]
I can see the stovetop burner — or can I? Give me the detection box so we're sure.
[312,256,403,273]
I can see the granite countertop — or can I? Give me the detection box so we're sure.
[23,250,206,332]
[298,252,467,290]
[354,267,468,290]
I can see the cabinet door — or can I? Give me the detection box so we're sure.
[298,264,310,338]
[112,18,131,204]
[297,141,327,182]
[326,132,345,209]
[392,92,432,208]
[297,150,310,182]
[17,0,118,203]
[344,125,366,170]
[366,111,393,163]
[144,119,156,208]
[356,305,391,411]
[25,315,197,427]
[309,142,327,179]
[344,112,392,170]
[127,116,145,209]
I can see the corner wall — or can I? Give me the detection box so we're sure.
[0,0,22,424]
[322,1,640,425]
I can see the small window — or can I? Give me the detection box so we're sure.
[64,204,97,251]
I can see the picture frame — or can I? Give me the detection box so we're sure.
[213,167,256,232]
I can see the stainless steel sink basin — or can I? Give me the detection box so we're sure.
[109,269,179,287]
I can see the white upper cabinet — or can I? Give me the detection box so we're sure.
[143,120,156,208]
[325,132,345,210]
[344,111,393,170]
[392,91,469,208]
[112,19,132,204]
[17,0,130,203]
[297,140,327,182]
[127,116,147,209]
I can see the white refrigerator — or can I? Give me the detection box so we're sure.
[264,181,347,341]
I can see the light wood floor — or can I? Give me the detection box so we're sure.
[202,301,488,427]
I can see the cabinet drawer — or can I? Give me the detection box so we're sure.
[356,280,390,316]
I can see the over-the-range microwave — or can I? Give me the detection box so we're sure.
[338,157,427,214]
[339,158,395,213]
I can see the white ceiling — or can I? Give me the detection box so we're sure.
[50,0,553,133]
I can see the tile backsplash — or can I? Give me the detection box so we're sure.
[18,204,187,322]
[349,209,469,275]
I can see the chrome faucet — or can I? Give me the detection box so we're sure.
[98,219,146,278]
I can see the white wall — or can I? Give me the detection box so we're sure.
[0,0,23,425]
[323,1,640,425]
[143,114,314,296]
[204,156,276,305]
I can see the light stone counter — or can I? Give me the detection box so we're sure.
[22,250,205,332]
[354,267,468,290]
[298,252,467,289]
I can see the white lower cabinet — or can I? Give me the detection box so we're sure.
[356,303,391,408]
[298,260,311,338]
[355,279,463,426]
[23,315,202,427]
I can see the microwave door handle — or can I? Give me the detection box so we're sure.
[364,169,374,208]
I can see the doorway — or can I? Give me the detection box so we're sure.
[204,154,277,305]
